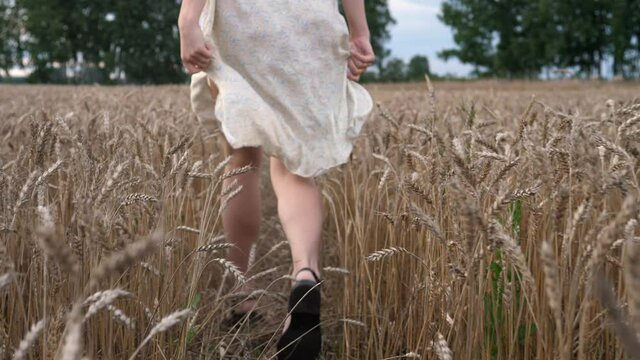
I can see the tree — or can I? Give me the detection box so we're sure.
[16,0,185,83]
[609,0,638,77]
[110,0,185,83]
[439,0,547,78]
[381,57,406,82]
[406,55,429,81]
[522,0,560,78]
[18,0,93,82]
[0,0,20,77]
[632,1,640,76]
[17,0,115,82]
[438,0,495,76]
[553,0,609,78]
[439,0,640,79]
[10,0,394,84]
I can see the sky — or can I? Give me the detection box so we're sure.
[387,0,472,76]
[9,0,471,78]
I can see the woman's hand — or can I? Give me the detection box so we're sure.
[179,22,213,74]
[347,35,375,81]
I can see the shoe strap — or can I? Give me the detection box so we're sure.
[295,267,321,283]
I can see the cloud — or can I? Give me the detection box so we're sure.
[389,0,440,33]
[387,0,473,76]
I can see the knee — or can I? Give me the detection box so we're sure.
[270,157,314,186]
[229,147,263,169]
[270,157,298,183]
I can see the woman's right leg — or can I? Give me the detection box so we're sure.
[220,141,262,313]
[208,77,262,313]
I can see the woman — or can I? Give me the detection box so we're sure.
[178,0,374,358]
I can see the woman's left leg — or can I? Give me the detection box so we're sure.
[270,155,324,323]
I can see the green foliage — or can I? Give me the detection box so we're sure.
[510,200,522,240]
[185,292,202,346]
[484,256,504,358]
[15,0,186,83]
[112,0,186,83]
[439,0,496,76]
[363,0,396,74]
[439,0,640,78]
[383,57,407,82]
[484,200,526,357]
[406,55,430,81]
[2,0,396,83]
[358,70,379,83]
[363,55,430,83]
[0,0,21,76]
[189,293,202,309]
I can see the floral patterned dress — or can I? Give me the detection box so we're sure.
[189,0,373,177]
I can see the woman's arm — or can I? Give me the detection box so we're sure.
[342,0,371,39]
[178,0,206,29]
[178,0,212,74]
[342,0,375,81]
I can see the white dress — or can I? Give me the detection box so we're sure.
[189,0,373,177]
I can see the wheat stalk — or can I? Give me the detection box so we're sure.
[0,272,16,290]
[12,318,46,360]
[88,230,161,290]
[83,289,133,321]
[107,305,134,329]
[9,170,38,231]
[431,332,452,360]
[366,247,408,262]
[624,219,640,334]
[128,309,193,360]
[213,258,246,283]
[61,305,83,360]
[541,241,563,344]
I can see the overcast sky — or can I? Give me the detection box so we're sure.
[387,0,472,76]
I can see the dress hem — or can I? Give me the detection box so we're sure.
[215,113,366,178]
[189,63,372,178]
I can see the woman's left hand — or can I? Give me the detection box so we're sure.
[347,36,375,81]
[179,21,213,74]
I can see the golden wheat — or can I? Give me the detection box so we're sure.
[1,81,639,359]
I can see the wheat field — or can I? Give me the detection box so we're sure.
[1,80,639,359]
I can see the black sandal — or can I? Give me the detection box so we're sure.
[276,267,322,360]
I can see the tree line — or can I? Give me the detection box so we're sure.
[439,0,640,79]
[361,55,430,82]
[1,0,189,83]
[0,0,430,84]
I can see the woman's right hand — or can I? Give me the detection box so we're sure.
[347,35,375,81]
[342,0,375,81]
[179,22,213,74]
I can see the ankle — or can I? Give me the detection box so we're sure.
[292,266,320,282]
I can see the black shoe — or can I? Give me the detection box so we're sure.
[276,267,322,360]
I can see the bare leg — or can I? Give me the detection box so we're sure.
[221,144,262,313]
[208,77,262,313]
[269,157,323,332]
